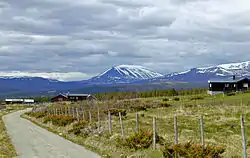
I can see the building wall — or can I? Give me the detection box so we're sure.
[208,78,250,95]
[207,91,224,95]
[209,82,237,92]
[68,96,88,102]
[237,79,250,91]
[51,95,68,102]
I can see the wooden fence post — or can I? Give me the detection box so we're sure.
[241,116,247,158]
[119,112,124,138]
[76,108,80,122]
[72,107,75,118]
[55,108,58,115]
[153,117,156,150]
[200,116,205,152]
[108,111,112,135]
[136,112,139,133]
[174,116,178,144]
[89,110,92,123]
[68,107,70,116]
[82,109,85,120]
[65,107,67,115]
[98,108,100,132]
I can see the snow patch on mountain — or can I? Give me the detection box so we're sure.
[163,60,250,82]
[90,65,163,84]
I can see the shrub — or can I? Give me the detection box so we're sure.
[43,115,75,126]
[190,96,205,100]
[226,92,236,96]
[173,97,180,101]
[162,142,225,158]
[119,130,164,151]
[121,130,153,150]
[68,120,89,135]
[28,112,46,118]
[104,108,127,117]
[163,98,169,101]
[131,105,148,111]
[160,102,172,108]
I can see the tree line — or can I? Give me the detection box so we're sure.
[94,88,207,100]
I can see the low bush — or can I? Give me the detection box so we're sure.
[104,108,127,117]
[27,112,46,118]
[68,120,89,135]
[131,104,148,111]
[43,115,75,126]
[226,92,236,96]
[162,98,169,101]
[160,102,172,108]
[190,96,205,100]
[162,142,225,158]
[119,130,164,151]
[120,130,153,151]
[173,97,180,101]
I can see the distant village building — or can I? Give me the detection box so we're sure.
[5,99,35,104]
[51,93,96,102]
[51,94,68,102]
[208,76,250,95]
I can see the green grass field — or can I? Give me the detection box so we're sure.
[26,92,250,157]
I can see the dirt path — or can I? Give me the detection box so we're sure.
[3,110,100,158]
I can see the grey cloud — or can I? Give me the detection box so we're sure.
[0,0,250,80]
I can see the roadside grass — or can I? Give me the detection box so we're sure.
[0,107,21,158]
[24,92,250,157]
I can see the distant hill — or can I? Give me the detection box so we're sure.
[0,61,250,98]
[150,60,250,83]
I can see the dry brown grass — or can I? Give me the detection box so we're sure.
[0,112,17,158]
[26,93,250,157]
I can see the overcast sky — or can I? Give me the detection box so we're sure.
[0,0,250,81]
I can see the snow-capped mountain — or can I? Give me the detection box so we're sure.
[88,65,163,84]
[1,61,250,98]
[162,61,250,82]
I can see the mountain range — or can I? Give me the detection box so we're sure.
[0,61,249,98]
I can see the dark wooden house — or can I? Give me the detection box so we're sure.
[51,94,68,102]
[67,94,95,102]
[51,93,95,102]
[208,76,250,95]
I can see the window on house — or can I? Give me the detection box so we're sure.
[243,83,248,87]
[225,84,229,87]
[209,84,212,88]
[234,84,236,87]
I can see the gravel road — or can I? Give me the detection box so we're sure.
[3,110,100,158]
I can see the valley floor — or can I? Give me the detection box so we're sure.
[24,92,250,157]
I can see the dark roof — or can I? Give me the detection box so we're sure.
[52,94,68,98]
[67,94,91,97]
[208,77,249,83]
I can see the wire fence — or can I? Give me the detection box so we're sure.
[32,98,249,157]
